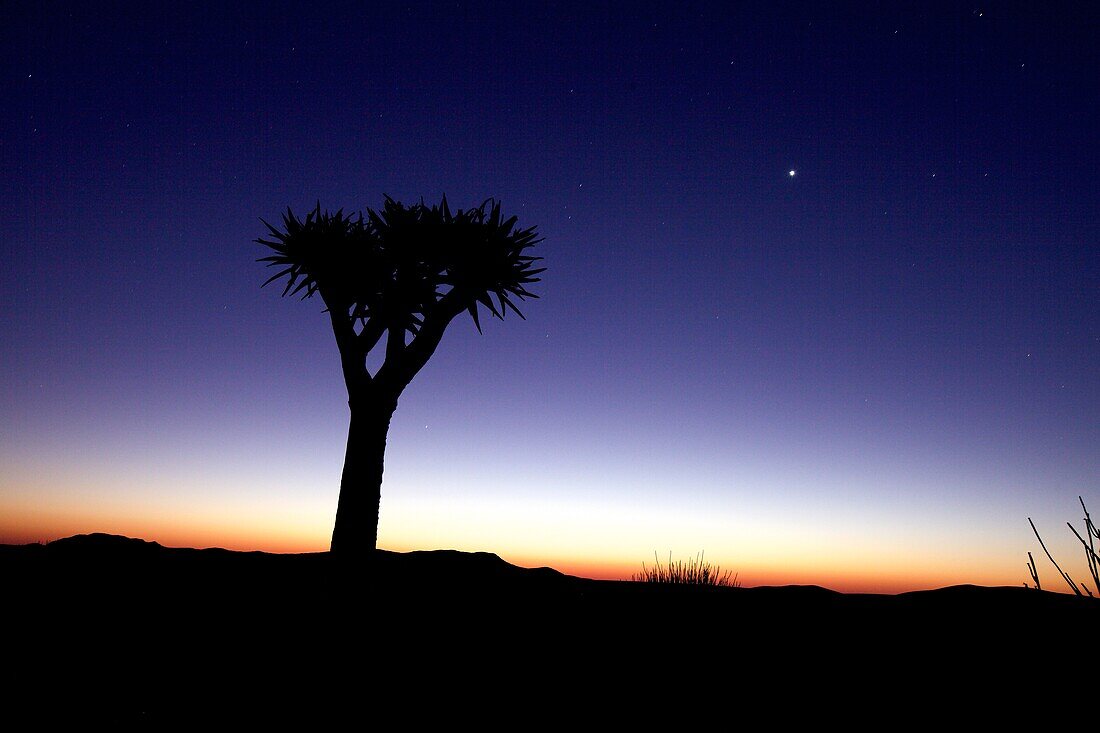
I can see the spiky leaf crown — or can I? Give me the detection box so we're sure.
[257,196,544,334]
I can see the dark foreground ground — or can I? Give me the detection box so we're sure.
[3,533,1096,724]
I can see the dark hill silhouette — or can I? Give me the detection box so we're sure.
[3,534,1094,724]
[8,532,1088,611]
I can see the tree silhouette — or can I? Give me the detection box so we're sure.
[257,196,543,559]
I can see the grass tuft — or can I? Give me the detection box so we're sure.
[632,551,739,587]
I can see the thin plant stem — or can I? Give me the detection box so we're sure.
[1029,517,1081,596]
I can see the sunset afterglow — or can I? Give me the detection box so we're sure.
[3,3,1096,595]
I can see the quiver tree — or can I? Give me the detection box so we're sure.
[257,196,543,559]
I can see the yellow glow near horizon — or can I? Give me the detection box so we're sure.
[0,477,1045,594]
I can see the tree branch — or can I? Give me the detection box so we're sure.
[327,303,371,398]
[376,290,466,392]
[385,322,406,371]
[358,318,386,355]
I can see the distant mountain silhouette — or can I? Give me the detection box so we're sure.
[8,532,1089,607]
[4,534,1094,724]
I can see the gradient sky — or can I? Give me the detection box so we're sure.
[2,1,1097,592]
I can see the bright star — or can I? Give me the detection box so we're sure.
[788,169,796,177]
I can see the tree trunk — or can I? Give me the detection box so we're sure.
[330,396,397,558]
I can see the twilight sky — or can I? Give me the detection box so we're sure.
[2,1,1097,592]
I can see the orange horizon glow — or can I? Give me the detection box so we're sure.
[4,0,1096,632]
[0,513,1033,596]
[2,475,1079,596]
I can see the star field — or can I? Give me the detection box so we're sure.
[0,1,1096,591]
